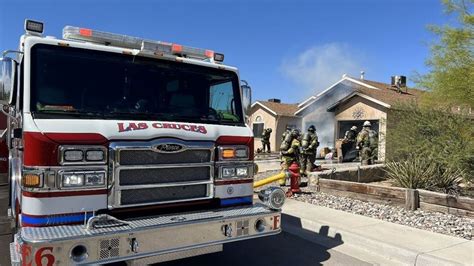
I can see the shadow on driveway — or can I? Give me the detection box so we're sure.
[156,214,346,266]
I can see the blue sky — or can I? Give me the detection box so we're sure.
[0,0,453,103]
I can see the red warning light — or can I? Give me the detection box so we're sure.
[171,44,183,53]
[79,28,92,37]
[205,50,214,58]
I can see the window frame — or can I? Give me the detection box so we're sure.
[252,116,265,139]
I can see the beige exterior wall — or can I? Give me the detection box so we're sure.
[334,96,388,161]
[249,108,277,151]
[248,107,301,152]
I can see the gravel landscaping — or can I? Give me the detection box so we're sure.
[255,170,473,240]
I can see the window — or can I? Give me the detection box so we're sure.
[253,123,264,138]
[30,44,244,125]
[253,116,264,138]
[337,120,379,139]
[210,81,239,122]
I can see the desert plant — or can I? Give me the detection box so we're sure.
[385,157,436,189]
[385,156,465,194]
[432,166,464,195]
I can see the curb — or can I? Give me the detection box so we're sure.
[281,208,467,265]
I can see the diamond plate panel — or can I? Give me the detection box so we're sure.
[21,204,274,241]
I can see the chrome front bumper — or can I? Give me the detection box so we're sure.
[11,203,281,265]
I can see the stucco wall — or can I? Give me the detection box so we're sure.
[248,106,301,152]
[334,96,388,161]
[249,108,276,151]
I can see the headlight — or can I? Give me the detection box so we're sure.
[62,171,106,188]
[64,150,84,162]
[60,146,107,165]
[236,167,248,176]
[62,173,85,187]
[85,172,105,186]
[221,166,249,178]
[222,167,236,178]
[86,150,105,161]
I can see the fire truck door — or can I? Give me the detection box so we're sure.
[0,112,7,185]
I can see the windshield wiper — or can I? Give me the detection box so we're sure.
[34,109,240,124]
[34,110,106,118]
[105,111,169,119]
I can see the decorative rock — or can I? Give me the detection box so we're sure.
[255,170,473,240]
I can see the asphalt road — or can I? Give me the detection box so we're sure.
[156,232,372,266]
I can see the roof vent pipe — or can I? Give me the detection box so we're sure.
[360,71,365,80]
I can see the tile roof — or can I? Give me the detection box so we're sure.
[256,101,299,116]
[351,78,425,106]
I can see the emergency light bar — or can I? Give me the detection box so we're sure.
[63,26,224,62]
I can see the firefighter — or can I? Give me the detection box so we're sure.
[300,125,319,176]
[261,128,272,153]
[281,125,291,142]
[341,125,358,161]
[368,127,379,162]
[356,121,378,165]
[344,126,358,143]
[279,128,301,186]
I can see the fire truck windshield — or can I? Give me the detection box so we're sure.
[29,44,244,125]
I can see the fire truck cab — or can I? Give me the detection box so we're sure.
[0,19,284,265]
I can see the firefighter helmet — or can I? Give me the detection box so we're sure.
[291,128,300,137]
[308,125,316,132]
[363,121,371,127]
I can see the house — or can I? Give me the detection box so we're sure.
[249,99,300,152]
[296,75,423,161]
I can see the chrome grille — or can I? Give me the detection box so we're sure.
[119,167,210,186]
[120,185,208,205]
[109,138,214,208]
[119,150,211,165]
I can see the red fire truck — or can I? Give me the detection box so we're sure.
[0,19,284,265]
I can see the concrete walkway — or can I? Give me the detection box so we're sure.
[282,199,473,266]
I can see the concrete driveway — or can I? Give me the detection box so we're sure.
[156,232,371,266]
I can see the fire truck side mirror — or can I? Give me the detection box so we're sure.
[240,80,252,116]
[0,57,16,107]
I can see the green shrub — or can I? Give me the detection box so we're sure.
[386,102,474,184]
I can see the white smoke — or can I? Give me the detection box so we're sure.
[280,43,366,97]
